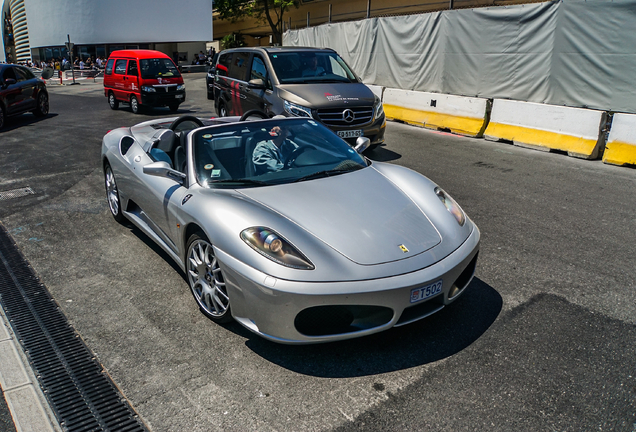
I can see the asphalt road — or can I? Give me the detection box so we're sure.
[0,74,635,431]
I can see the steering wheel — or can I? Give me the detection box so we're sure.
[169,115,204,132]
[240,110,269,121]
[284,145,314,169]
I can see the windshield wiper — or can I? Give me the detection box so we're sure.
[292,166,362,183]
[210,178,270,186]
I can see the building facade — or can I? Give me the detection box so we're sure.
[1,0,213,64]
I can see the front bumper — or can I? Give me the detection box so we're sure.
[141,90,186,107]
[330,114,386,147]
[216,224,480,344]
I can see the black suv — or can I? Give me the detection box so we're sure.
[213,47,385,148]
[0,64,49,130]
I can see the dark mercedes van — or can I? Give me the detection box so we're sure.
[213,47,385,148]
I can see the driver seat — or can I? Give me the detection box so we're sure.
[244,131,271,177]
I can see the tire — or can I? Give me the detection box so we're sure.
[169,103,179,113]
[0,103,5,130]
[218,101,227,117]
[108,92,119,110]
[104,163,125,223]
[33,91,49,117]
[207,90,213,100]
[186,233,232,323]
[130,95,140,114]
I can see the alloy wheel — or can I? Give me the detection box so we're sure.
[187,238,231,321]
[104,165,124,222]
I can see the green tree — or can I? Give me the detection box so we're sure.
[214,0,299,46]
[221,32,247,49]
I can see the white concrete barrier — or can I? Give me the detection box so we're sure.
[484,99,606,159]
[603,113,636,166]
[365,84,384,101]
[382,88,489,137]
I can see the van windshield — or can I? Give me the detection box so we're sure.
[268,51,358,84]
[139,58,181,79]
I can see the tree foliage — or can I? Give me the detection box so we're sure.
[221,33,247,49]
[214,0,299,46]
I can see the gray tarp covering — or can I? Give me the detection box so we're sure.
[284,1,636,114]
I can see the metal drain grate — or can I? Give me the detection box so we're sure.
[0,187,35,201]
[0,224,148,432]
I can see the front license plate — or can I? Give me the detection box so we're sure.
[337,130,362,139]
[410,280,443,303]
[175,94,184,99]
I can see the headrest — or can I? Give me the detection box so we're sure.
[153,129,176,152]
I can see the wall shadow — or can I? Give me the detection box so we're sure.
[240,277,502,378]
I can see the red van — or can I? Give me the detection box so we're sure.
[104,50,185,114]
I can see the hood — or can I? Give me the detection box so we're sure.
[277,83,376,110]
[238,167,441,265]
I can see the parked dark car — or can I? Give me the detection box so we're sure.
[0,64,49,130]
[205,52,219,100]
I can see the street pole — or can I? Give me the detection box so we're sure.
[67,34,78,85]
[329,4,332,23]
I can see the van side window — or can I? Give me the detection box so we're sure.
[250,56,271,89]
[217,53,232,77]
[115,59,127,75]
[105,59,114,75]
[127,60,138,76]
[229,51,250,81]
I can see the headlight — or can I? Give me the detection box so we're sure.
[141,86,156,92]
[374,97,384,120]
[435,187,466,226]
[283,100,312,118]
[241,227,314,270]
[177,84,186,91]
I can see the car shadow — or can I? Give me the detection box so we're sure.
[365,144,402,162]
[0,113,58,132]
[123,106,198,116]
[238,277,502,377]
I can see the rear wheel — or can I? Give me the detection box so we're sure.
[33,91,49,117]
[0,103,5,130]
[218,101,227,117]
[186,233,232,323]
[104,163,125,223]
[108,92,119,110]
[130,95,140,114]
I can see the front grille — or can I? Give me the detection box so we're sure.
[294,305,393,336]
[315,106,374,127]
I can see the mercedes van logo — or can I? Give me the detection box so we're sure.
[342,109,355,123]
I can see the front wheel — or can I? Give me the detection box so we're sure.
[218,101,227,117]
[108,93,119,110]
[130,95,140,114]
[104,163,125,223]
[0,103,5,130]
[186,233,232,323]
[33,91,49,117]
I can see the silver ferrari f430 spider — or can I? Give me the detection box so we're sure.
[101,114,480,344]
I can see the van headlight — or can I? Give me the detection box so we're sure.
[141,86,156,93]
[284,100,312,118]
[373,96,384,120]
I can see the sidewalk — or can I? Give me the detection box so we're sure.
[0,309,61,432]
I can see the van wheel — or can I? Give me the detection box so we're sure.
[169,103,179,113]
[218,102,227,117]
[109,93,119,110]
[130,95,140,114]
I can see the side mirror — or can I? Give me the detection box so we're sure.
[2,78,16,88]
[354,137,371,154]
[143,161,186,184]
[247,78,265,89]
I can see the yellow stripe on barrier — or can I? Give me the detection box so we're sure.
[384,104,486,137]
[602,141,636,166]
[484,122,599,158]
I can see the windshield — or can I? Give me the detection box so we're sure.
[268,51,358,84]
[140,58,181,79]
[193,118,368,188]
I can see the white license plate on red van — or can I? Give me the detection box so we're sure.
[337,130,362,139]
